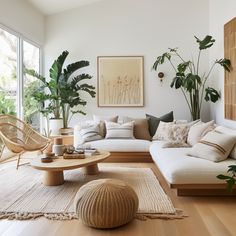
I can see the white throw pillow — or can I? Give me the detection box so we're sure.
[187,130,236,162]
[93,115,118,137]
[152,121,189,143]
[105,121,135,139]
[215,126,236,159]
[187,120,214,146]
[79,124,102,142]
[74,121,101,147]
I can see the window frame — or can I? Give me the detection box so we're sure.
[0,23,42,120]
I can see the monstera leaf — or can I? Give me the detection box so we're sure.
[205,87,220,102]
[194,35,215,50]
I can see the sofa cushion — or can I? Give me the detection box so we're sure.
[150,141,236,184]
[85,139,151,152]
[105,121,135,139]
[120,117,151,140]
[93,115,118,137]
[152,121,189,143]
[187,131,236,162]
[146,111,174,137]
[187,120,214,146]
[215,126,236,159]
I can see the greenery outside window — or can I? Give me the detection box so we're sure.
[0,24,41,131]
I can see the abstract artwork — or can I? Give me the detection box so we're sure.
[97,56,144,107]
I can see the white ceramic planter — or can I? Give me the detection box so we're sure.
[49,119,63,135]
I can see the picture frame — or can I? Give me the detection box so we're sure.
[97,56,144,107]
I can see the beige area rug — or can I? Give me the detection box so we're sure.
[0,164,185,220]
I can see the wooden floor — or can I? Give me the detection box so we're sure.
[0,162,236,236]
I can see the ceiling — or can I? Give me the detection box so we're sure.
[28,0,104,15]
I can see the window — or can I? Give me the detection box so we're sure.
[0,25,41,130]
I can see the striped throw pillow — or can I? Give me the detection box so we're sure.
[105,121,135,139]
[79,124,102,142]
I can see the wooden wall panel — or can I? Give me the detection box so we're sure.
[225,17,236,120]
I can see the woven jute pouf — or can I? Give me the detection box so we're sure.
[74,178,139,229]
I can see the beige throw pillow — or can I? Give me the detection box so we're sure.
[105,121,135,139]
[152,121,189,143]
[93,115,118,137]
[187,131,236,162]
[215,126,236,159]
[120,117,151,140]
[187,120,214,146]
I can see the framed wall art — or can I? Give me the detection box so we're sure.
[97,56,144,107]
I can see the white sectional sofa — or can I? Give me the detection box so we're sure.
[150,141,236,196]
[73,117,236,196]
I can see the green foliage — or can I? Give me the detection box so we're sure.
[23,80,41,123]
[25,68,59,118]
[217,165,236,192]
[0,91,16,115]
[26,50,96,128]
[152,35,231,120]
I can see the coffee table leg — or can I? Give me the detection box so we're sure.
[43,171,64,186]
[82,164,99,175]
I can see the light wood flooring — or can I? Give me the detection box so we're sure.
[0,162,236,236]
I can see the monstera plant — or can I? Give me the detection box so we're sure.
[152,35,231,120]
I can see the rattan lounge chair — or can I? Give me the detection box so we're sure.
[0,114,51,169]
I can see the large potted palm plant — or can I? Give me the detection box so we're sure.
[58,51,96,135]
[152,35,231,120]
[26,50,96,135]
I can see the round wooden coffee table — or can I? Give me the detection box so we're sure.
[31,151,110,186]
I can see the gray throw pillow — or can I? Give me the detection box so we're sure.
[146,111,174,137]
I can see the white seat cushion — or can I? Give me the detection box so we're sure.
[150,141,236,184]
[85,139,151,152]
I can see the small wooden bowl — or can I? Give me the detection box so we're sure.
[44,152,55,158]
[41,157,53,163]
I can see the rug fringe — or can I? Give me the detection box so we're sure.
[135,208,188,221]
[0,209,187,221]
[0,212,78,221]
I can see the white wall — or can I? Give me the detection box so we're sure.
[0,0,44,44]
[45,0,209,125]
[209,0,236,128]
